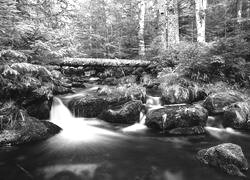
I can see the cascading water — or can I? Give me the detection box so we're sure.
[204,116,247,140]
[50,97,74,126]
[122,95,163,132]
[145,95,162,106]
[50,97,119,142]
[204,126,245,140]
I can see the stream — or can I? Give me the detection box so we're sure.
[0,87,250,180]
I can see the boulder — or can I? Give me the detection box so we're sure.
[0,103,61,145]
[97,85,146,106]
[0,70,54,120]
[161,84,206,105]
[145,104,208,134]
[0,63,73,120]
[223,101,250,129]
[0,120,61,145]
[197,143,248,177]
[203,91,244,115]
[99,100,143,124]
[21,84,54,119]
[68,95,107,118]
[26,99,52,120]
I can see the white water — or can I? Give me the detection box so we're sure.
[63,86,100,99]
[121,111,147,132]
[145,95,162,106]
[50,97,120,142]
[122,95,162,133]
[51,95,247,142]
[205,126,246,140]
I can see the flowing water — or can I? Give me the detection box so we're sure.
[1,87,250,180]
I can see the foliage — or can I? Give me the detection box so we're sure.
[183,34,250,86]
[0,0,76,64]
[211,33,250,61]
[0,0,249,62]
[0,101,24,130]
[150,41,207,68]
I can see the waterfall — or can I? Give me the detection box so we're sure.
[121,109,147,132]
[204,115,247,140]
[139,111,146,125]
[49,97,119,142]
[145,95,161,106]
[50,97,74,126]
[121,95,162,133]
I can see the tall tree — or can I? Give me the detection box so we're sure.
[166,0,179,45]
[247,0,250,18]
[237,0,243,24]
[138,0,146,57]
[157,0,167,52]
[195,0,207,43]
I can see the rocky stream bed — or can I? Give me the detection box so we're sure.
[0,62,250,179]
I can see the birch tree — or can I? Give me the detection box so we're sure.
[157,0,167,52]
[247,0,250,18]
[166,0,179,45]
[138,0,146,57]
[195,0,207,43]
[237,0,243,24]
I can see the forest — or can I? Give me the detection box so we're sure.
[0,0,250,180]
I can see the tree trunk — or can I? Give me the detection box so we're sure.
[60,58,151,67]
[195,0,207,43]
[166,0,179,46]
[157,0,167,52]
[247,0,250,18]
[237,0,243,24]
[138,0,146,57]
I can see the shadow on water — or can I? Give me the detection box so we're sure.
[1,89,250,180]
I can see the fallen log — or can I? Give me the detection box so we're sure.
[56,58,151,67]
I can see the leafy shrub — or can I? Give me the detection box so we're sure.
[0,50,28,65]
[183,35,250,86]
[157,72,194,87]
[184,55,225,83]
[210,34,250,61]
[202,81,250,100]
[149,41,208,68]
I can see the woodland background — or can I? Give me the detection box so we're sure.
[0,0,250,86]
